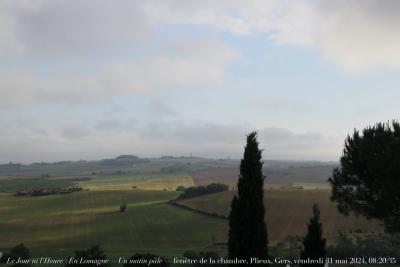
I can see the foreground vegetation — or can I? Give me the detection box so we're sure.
[0,190,227,263]
[176,183,229,200]
[0,188,383,256]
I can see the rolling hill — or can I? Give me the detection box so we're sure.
[176,189,383,242]
[0,190,227,263]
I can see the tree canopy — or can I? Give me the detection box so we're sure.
[329,121,400,233]
[177,183,229,199]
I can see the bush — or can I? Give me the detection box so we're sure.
[176,185,185,191]
[327,233,400,260]
[120,201,127,212]
[177,183,229,199]
[0,244,31,267]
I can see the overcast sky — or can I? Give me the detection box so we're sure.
[1,0,399,163]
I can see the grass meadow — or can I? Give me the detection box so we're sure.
[0,190,227,265]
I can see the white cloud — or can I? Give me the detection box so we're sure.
[0,1,238,108]
[251,99,314,112]
[62,124,92,139]
[258,127,339,159]
[0,39,237,108]
[315,0,400,71]
[4,0,400,73]
[96,118,122,132]
[0,0,151,58]
[144,0,400,72]
[102,40,237,92]
[1,0,398,110]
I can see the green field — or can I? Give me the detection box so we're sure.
[0,190,227,263]
[0,186,389,267]
[177,189,383,242]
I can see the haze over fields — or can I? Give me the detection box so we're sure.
[0,155,336,187]
[1,1,400,164]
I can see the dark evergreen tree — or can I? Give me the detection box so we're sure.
[328,121,400,233]
[228,196,241,259]
[228,132,268,261]
[300,204,326,267]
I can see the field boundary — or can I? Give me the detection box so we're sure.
[168,200,228,220]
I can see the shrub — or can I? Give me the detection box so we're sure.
[176,186,185,191]
[177,183,229,199]
[120,200,127,212]
[0,243,31,267]
[327,233,400,259]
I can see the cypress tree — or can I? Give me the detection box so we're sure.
[300,204,326,267]
[228,132,268,261]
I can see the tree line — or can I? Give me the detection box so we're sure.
[176,183,229,200]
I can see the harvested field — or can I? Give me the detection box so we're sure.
[177,189,383,242]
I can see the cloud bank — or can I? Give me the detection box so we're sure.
[0,118,340,163]
[145,0,400,71]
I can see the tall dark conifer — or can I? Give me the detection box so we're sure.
[300,204,326,267]
[228,132,268,261]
